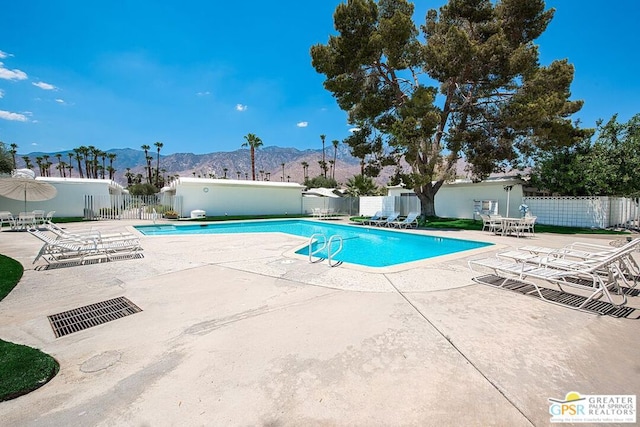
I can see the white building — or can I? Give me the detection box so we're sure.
[163,178,305,217]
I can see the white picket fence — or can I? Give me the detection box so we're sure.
[523,196,640,230]
[84,195,183,220]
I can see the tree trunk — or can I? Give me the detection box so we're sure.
[414,180,444,217]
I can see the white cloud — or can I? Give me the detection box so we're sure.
[0,110,28,121]
[33,81,56,90]
[196,91,210,96]
[55,98,65,104]
[0,50,10,59]
[235,103,247,112]
[31,142,38,146]
[0,62,27,80]
[296,121,308,128]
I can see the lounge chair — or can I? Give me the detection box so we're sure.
[369,212,400,227]
[45,221,140,245]
[28,228,142,265]
[468,243,636,311]
[362,211,384,226]
[388,212,420,229]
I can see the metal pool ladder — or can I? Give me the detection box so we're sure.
[308,233,343,267]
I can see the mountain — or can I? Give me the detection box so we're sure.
[15,146,376,186]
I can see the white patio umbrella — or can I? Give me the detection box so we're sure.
[0,169,57,212]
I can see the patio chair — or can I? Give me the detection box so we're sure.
[15,212,37,231]
[29,227,143,265]
[45,222,140,245]
[0,211,15,231]
[369,212,400,227]
[468,243,636,311]
[362,211,384,226]
[32,210,46,225]
[388,212,420,229]
[482,214,503,234]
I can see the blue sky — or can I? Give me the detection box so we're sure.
[0,0,638,155]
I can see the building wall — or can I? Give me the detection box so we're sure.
[174,179,304,216]
[0,178,117,217]
[435,179,524,219]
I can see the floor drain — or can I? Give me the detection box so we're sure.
[48,296,142,338]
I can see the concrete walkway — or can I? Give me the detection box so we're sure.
[0,220,638,426]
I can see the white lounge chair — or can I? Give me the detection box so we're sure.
[369,212,400,227]
[28,228,142,265]
[468,244,636,311]
[46,222,140,245]
[388,212,420,229]
[362,211,384,226]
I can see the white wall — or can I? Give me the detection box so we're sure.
[434,179,524,219]
[174,178,304,216]
[0,178,118,217]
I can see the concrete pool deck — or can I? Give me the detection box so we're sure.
[0,219,638,426]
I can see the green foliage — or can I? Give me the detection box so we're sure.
[311,0,585,216]
[127,183,158,196]
[345,174,381,196]
[531,114,640,196]
[304,175,338,189]
[0,142,14,174]
[0,254,23,301]
[0,339,59,401]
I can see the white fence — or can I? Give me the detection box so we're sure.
[84,195,183,220]
[523,196,640,229]
[302,197,359,216]
[359,195,421,217]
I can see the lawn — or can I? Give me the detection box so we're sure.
[351,216,631,235]
[0,254,59,401]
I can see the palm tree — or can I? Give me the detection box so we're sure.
[67,152,75,177]
[301,161,308,181]
[223,167,228,179]
[73,147,85,178]
[107,153,117,179]
[320,134,327,178]
[9,143,17,169]
[154,141,163,187]
[125,168,133,185]
[236,171,241,180]
[241,133,263,180]
[281,163,285,181]
[141,144,151,183]
[100,151,107,178]
[331,139,339,179]
[55,153,63,176]
[42,155,50,176]
[22,156,33,170]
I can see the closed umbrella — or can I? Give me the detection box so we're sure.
[0,169,57,212]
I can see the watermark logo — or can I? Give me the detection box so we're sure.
[549,391,636,423]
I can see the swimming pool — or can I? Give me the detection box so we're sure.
[135,220,492,268]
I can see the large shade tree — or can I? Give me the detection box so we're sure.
[311,0,586,216]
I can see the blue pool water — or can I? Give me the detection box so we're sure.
[135,220,491,267]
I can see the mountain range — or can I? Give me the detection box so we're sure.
[15,145,390,187]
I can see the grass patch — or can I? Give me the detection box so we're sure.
[0,340,59,401]
[0,254,59,401]
[350,216,630,235]
[0,254,23,301]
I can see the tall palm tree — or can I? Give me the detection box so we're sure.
[281,163,285,181]
[154,141,163,187]
[241,133,263,180]
[100,151,107,179]
[9,143,18,169]
[107,153,117,179]
[141,144,151,184]
[67,152,75,177]
[331,139,339,180]
[320,134,327,178]
[301,161,308,181]
[55,153,63,176]
[223,167,228,179]
[22,156,33,170]
[73,147,85,178]
[236,171,241,180]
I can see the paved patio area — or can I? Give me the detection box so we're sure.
[0,219,638,426]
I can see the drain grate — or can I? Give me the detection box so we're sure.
[48,296,142,338]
